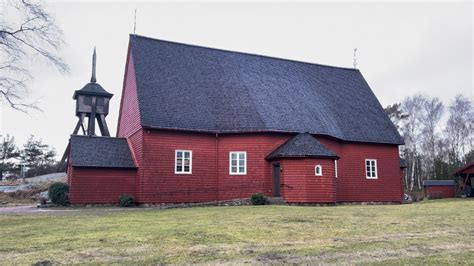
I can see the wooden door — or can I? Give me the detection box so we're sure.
[272,163,281,197]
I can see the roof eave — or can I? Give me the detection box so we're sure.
[70,165,138,169]
[266,154,339,161]
[141,125,404,145]
[73,90,114,100]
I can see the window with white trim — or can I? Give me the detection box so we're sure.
[230,151,246,175]
[175,150,192,174]
[365,159,377,179]
[315,165,322,176]
[334,160,338,178]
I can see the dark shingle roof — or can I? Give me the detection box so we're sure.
[422,180,455,186]
[73,82,113,99]
[70,135,136,168]
[451,161,474,176]
[129,34,404,145]
[266,133,338,160]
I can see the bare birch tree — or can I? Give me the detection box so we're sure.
[444,94,473,166]
[401,95,427,191]
[420,97,444,179]
[0,0,68,112]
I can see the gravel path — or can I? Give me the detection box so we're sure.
[0,205,76,214]
[0,205,40,214]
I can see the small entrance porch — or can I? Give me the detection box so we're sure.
[266,133,339,203]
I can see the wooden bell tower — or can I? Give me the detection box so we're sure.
[72,48,113,136]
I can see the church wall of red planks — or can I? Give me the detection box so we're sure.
[69,168,137,204]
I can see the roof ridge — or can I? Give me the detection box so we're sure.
[70,135,126,140]
[130,34,359,72]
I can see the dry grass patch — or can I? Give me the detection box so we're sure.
[0,183,50,205]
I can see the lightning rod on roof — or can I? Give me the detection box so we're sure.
[133,8,137,34]
[353,48,358,69]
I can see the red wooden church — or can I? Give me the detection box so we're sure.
[66,35,405,204]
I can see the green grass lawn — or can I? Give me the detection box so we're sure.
[0,199,473,264]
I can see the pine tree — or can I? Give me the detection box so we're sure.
[0,134,20,178]
[22,135,56,168]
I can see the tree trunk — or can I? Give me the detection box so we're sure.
[410,154,415,191]
[404,166,409,191]
[417,159,422,190]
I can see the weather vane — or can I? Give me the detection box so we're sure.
[133,8,137,34]
[353,48,358,69]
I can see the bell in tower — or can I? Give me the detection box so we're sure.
[72,48,113,136]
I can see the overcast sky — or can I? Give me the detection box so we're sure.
[0,1,472,157]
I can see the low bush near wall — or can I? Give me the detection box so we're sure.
[250,192,268,205]
[119,194,134,207]
[48,182,69,206]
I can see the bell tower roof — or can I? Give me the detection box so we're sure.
[73,47,113,99]
[73,82,113,99]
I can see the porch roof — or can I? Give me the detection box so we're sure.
[266,133,338,160]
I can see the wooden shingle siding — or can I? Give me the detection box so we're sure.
[114,50,145,202]
[139,130,288,203]
[318,138,403,202]
[68,130,403,204]
[69,168,137,204]
[132,131,402,204]
[280,158,336,203]
[117,49,141,138]
[127,129,143,165]
[216,134,288,200]
[140,130,218,203]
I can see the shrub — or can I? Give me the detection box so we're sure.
[119,194,133,207]
[250,192,268,205]
[48,182,69,206]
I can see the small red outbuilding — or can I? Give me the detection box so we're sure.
[67,136,138,204]
[422,180,456,199]
[452,162,474,197]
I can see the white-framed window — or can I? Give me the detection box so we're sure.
[175,150,192,174]
[229,151,246,175]
[315,165,322,176]
[334,160,338,178]
[365,159,377,179]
